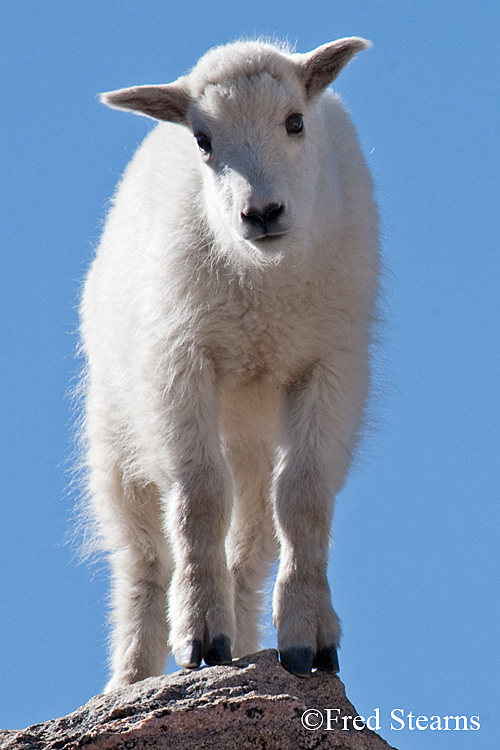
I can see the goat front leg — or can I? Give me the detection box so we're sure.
[163,353,235,669]
[273,360,364,677]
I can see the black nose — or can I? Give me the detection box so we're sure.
[241,203,284,232]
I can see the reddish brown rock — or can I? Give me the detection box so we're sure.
[0,650,397,749]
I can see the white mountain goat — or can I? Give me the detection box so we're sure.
[80,37,380,692]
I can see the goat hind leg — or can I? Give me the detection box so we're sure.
[90,475,172,693]
[225,439,278,658]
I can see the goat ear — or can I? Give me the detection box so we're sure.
[100,83,192,124]
[298,37,371,98]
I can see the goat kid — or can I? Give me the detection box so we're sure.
[80,38,380,691]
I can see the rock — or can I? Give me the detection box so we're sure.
[0,650,397,749]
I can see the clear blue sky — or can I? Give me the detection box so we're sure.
[1,2,499,748]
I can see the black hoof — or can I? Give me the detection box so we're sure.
[203,634,232,666]
[174,639,202,669]
[313,646,340,673]
[279,647,314,678]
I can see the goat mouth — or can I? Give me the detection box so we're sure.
[252,231,288,243]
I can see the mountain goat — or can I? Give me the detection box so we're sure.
[80,37,380,692]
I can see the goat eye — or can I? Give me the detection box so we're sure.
[285,113,304,135]
[195,132,212,155]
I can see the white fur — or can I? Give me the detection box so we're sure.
[80,38,380,691]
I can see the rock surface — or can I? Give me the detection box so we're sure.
[0,650,397,749]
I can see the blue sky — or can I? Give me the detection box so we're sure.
[1,1,499,747]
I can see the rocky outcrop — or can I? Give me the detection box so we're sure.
[0,650,397,749]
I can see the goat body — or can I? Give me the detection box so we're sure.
[80,38,380,691]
